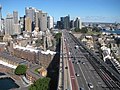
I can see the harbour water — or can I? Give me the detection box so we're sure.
[102,29,120,34]
[0,76,19,90]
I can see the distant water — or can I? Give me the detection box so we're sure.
[0,77,19,90]
[102,29,120,34]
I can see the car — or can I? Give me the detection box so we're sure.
[76,62,79,64]
[75,45,79,49]
[78,60,81,63]
[80,87,84,90]
[82,62,85,64]
[88,83,94,88]
[75,73,80,77]
[65,66,68,69]
[72,61,74,63]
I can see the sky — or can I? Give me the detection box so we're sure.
[0,0,120,23]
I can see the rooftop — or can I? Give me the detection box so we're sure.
[0,52,28,65]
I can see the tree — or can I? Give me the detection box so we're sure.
[92,27,101,32]
[80,27,88,33]
[74,27,88,33]
[15,65,27,75]
[54,33,62,40]
[29,77,51,90]
[54,33,62,43]
[74,28,80,32]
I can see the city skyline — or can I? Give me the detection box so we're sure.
[0,0,120,23]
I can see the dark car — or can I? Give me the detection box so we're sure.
[80,87,84,90]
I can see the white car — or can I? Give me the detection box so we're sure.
[88,83,94,88]
[75,73,80,77]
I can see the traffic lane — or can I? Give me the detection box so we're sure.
[83,60,106,90]
[80,61,102,90]
[73,62,84,87]
[73,63,90,90]
[68,60,78,90]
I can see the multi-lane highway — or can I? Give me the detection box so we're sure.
[63,30,110,90]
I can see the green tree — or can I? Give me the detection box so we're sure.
[80,27,88,33]
[54,33,62,39]
[54,33,62,43]
[29,77,51,90]
[15,65,27,75]
[74,28,80,32]
[74,27,88,33]
[92,27,100,32]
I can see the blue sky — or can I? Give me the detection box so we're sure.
[0,0,120,23]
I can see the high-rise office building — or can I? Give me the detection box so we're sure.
[56,21,62,29]
[25,7,35,31]
[47,16,54,29]
[20,17,25,32]
[25,17,32,32]
[64,15,70,29]
[3,13,13,41]
[70,20,74,29]
[40,13,47,31]
[60,15,70,29]
[34,10,40,31]
[60,17,64,29]
[74,17,82,29]
[5,14,14,35]
[0,5,2,32]
[13,11,21,35]
[25,7,35,22]
[13,11,18,24]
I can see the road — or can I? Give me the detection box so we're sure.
[63,30,110,90]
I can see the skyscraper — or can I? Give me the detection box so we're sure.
[40,13,47,31]
[60,17,64,29]
[60,15,70,29]
[34,10,40,31]
[3,13,13,41]
[20,17,25,33]
[64,15,70,29]
[47,16,54,29]
[70,20,74,29]
[0,5,2,31]
[25,7,35,31]
[13,11,21,35]
[56,21,62,29]
[74,17,82,29]
[5,14,14,35]
[25,17,32,32]
[13,11,18,24]
[25,7,35,22]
